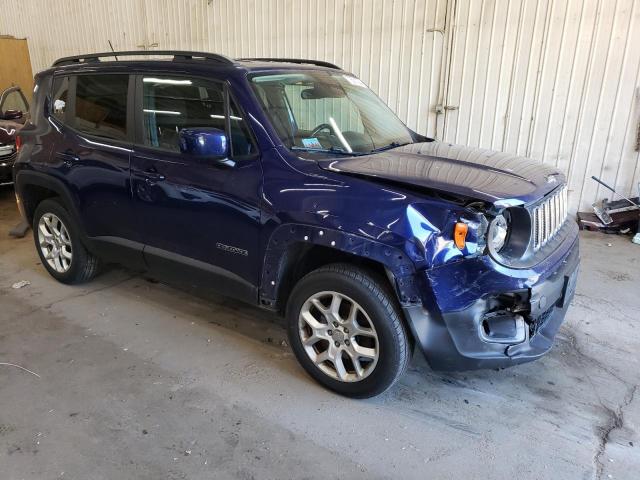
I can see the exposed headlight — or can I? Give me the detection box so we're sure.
[488,214,509,252]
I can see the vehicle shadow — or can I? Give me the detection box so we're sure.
[121,264,601,443]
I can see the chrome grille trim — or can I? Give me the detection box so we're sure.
[532,185,568,251]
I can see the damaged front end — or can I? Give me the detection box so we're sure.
[356,177,580,370]
[297,143,580,370]
[400,199,580,371]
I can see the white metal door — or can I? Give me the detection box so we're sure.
[438,0,640,213]
[138,0,449,139]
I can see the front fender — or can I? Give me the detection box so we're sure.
[259,223,425,309]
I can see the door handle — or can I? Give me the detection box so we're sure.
[55,150,80,165]
[144,171,166,184]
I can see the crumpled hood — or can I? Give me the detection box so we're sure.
[318,141,565,205]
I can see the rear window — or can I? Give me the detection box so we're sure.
[50,74,128,141]
[74,75,128,140]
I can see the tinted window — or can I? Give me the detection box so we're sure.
[51,77,70,122]
[228,96,256,157]
[143,76,255,157]
[74,75,128,140]
[1,90,28,114]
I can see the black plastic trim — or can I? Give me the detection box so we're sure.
[14,170,84,229]
[53,50,235,67]
[238,57,341,70]
[143,245,258,305]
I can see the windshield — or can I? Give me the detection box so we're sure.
[250,71,413,154]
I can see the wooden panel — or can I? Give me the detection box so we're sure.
[0,36,34,101]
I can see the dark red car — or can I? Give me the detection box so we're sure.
[0,86,29,185]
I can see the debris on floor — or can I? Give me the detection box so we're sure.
[582,177,640,239]
[8,220,30,238]
[578,210,639,234]
[11,280,31,289]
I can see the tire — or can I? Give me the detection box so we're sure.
[286,263,411,398]
[32,198,100,284]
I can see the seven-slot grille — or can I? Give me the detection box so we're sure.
[532,185,568,251]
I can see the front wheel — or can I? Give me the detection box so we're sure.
[286,264,411,398]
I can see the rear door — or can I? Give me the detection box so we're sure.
[48,73,142,266]
[130,73,263,302]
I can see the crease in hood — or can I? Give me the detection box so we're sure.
[317,141,565,206]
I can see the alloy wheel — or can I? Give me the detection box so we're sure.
[38,213,73,273]
[298,291,379,382]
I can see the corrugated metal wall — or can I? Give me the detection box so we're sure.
[442,0,640,213]
[1,0,638,212]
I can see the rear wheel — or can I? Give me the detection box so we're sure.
[286,263,410,398]
[33,199,100,284]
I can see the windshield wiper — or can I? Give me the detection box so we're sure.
[291,146,362,156]
[369,141,412,154]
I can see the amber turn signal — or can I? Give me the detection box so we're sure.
[454,222,468,249]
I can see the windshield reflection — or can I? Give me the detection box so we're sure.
[250,71,413,155]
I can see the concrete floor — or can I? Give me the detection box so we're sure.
[0,186,638,480]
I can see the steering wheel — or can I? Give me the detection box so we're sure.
[310,123,334,137]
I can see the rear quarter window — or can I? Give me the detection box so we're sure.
[51,76,70,123]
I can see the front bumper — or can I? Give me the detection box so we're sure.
[0,152,16,185]
[404,221,580,371]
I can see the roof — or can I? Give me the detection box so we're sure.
[51,50,341,72]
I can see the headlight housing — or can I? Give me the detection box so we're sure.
[488,213,509,253]
[485,207,534,265]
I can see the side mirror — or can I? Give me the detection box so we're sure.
[2,109,23,120]
[179,127,229,160]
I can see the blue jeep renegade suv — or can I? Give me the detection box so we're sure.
[13,51,579,397]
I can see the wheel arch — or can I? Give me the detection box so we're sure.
[260,224,424,314]
[15,171,82,229]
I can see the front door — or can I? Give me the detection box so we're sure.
[130,74,263,303]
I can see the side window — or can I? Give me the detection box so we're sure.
[1,90,28,114]
[74,75,128,140]
[228,95,256,157]
[51,77,70,122]
[142,76,255,157]
[143,77,225,151]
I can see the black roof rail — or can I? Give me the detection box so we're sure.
[238,57,341,70]
[52,50,235,67]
